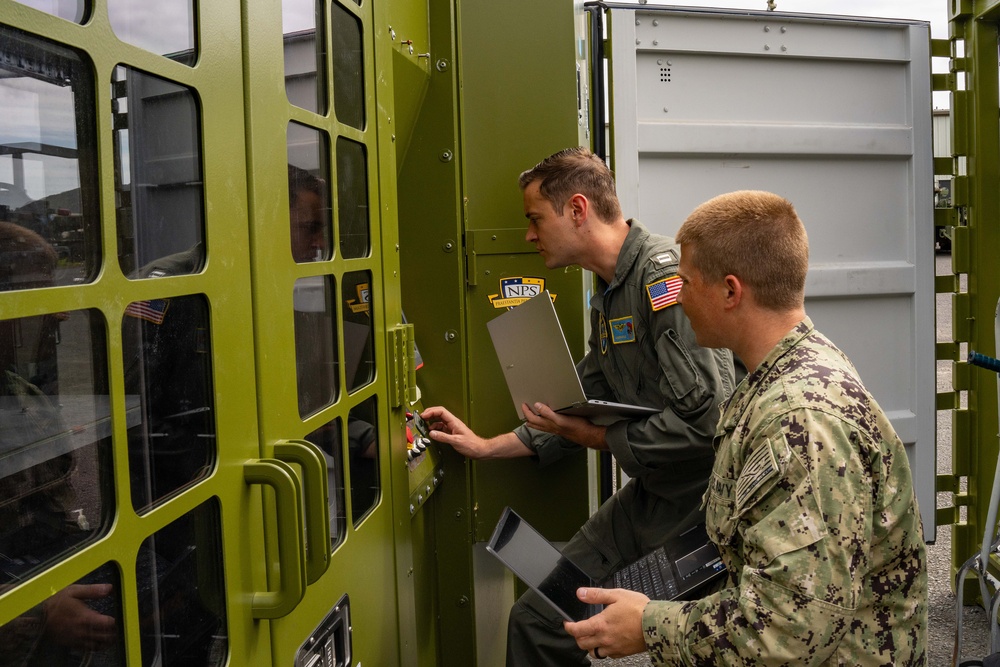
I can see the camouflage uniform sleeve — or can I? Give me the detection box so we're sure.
[640,408,873,665]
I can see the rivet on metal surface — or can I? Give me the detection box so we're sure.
[663,107,669,113]
[635,19,640,25]
[652,40,658,46]
[657,59,663,65]
[445,330,458,342]
[781,45,787,52]
[780,26,787,33]
[764,25,770,32]
[440,150,453,162]
[436,59,449,71]
[458,596,469,607]
[442,240,455,252]
[764,44,770,50]
[652,19,659,26]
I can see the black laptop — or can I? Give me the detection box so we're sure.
[486,506,727,622]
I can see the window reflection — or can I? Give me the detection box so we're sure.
[331,2,364,129]
[0,562,125,666]
[283,0,327,113]
[287,126,332,263]
[343,270,374,392]
[107,0,196,63]
[137,500,228,666]
[12,0,88,23]
[114,66,204,278]
[294,276,339,417]
[0,27,100,289]
[305,418,347,552]
[348,396,379,524]
[336,138,370,259]
[0,308,114,581]
[123,294,215,513]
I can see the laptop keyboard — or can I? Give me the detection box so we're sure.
[612,550,678,600]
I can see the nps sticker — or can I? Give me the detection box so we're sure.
[488,276,555,309]
[347,283,371,314]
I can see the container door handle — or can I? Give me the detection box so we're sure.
[274,439,331,583]
[244,458,306,619]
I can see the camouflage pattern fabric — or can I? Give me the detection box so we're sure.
[642,318,927,666]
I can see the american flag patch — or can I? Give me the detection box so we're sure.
[646,275,682,311]
[125,299,170,324]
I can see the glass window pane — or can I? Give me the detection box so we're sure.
[12,0,88,23]
[0,309,113,582]
[331,3,364,129]
[137,499,228,666]
[0,562,125,665]
[294,276,339,417]
[336,138,369,259]
[348,395,378,524]
[107,0,197,64]
[123,294,215,512]
[113,66,205,278]
[305,418,347,552]
[0,27,100,289]
[283,0,327,114]
[287,124,332,263]
[343,270,373,391]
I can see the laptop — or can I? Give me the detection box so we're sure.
[486,506,727,622]
[486,291,659,421]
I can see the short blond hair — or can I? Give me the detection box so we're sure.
[676,190,808,311]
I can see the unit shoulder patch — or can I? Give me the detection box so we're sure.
[646,275,682,311]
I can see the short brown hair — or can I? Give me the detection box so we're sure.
[518,147,622,222]
[676,190,808,311]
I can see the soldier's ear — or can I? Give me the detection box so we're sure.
[722,274,743,310]
[568,193,588,223]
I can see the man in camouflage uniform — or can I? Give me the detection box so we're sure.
[422,147,738,666]
[564,190,928,665]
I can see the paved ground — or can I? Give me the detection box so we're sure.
[593,254,993,665]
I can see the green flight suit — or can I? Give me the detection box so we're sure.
[506,221,738,666]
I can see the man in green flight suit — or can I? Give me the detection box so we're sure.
[563,190,928,665]
[422,147,739,666]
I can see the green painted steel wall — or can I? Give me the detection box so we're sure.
[395,0,589,663]
[943,0,1000,601]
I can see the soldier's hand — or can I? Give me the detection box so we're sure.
[524,403,609,451]
[563,587,649,660]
